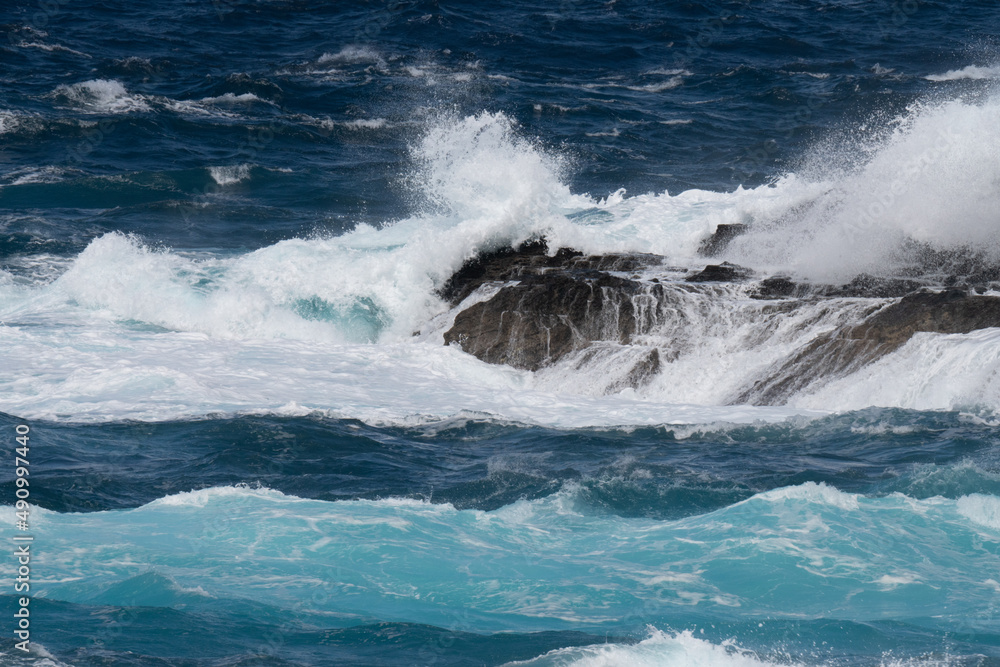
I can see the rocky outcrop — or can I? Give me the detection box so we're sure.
[440,240,662,307]
[441,241,664,372]
[443,270,642,371]
[440,240,1000,401]
[686,262,753,283]
[698,223,748,256]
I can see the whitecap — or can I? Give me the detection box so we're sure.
[925,64,1000,82]
[52,79,150,113]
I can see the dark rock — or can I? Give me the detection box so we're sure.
[685,262,754,283]
[439,239,574,306]
[830,274,926,298]
[440,242,1000,401]
[607,348,662,392]
[699,224,747,256]
[735,289,1000,405]
[750,276,797,299]
[444,271,644,371]
[439,239,664,307]
[567,253,663,273]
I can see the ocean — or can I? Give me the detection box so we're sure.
[2,1,1000,665]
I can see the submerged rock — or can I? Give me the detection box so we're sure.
[828,274,926,298]
[736,289,1000,404]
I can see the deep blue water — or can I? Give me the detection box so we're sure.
[3,1,1000,665]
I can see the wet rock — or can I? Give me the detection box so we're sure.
[829,274,925,298]
[735,289,1000,405]
[444,271,643,371]
[685,262,754,283]
[439,239,572,306]
[606,348,662,393]
[699,224,747,256]
[441,242,1000,401]
[750,276,797,299]
[439,239,662,307]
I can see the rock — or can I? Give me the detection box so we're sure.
[735,289,1000,404]
[439,239,572,306]
[685,262,754,283]
[441,241,674,375]
[750,276,797,299]
[444,270,644,371]
[607,348,662,392]
[699,223,747,256]
[439,239,662,306]
[441,242,1000,402]
[830,274,926,298]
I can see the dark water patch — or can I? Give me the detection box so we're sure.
[2,408,996,516]
[0,596,611,667]
[3,595,996,667]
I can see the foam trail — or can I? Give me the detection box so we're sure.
[209,164,252,185]
[926,65,1000,81]
[0,319,817,425]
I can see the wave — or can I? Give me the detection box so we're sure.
[4,92,1000,420]
[5,482,998,635]
[506,629,794,667]
[507,626,982,667]
[15,40,91,58]
[318,45,385,66]
[925,65,1000,82]
[51,79,151,114]
[9,408,999,517]
[0,110,25,136]
[208,163,253,186]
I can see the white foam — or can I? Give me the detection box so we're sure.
[198,92,267,105]
[756,482,860,511]
[505,629,796,667]
[0,110,17,135]
[17,40,91,58]
[318,46,384,65]
[53,79,150,113]
[148,483,293,508]
[794,328,1000,413]
[7,102,1000,421]
[319,117,390,131]
[925,65,1000,82]
[627,78,685,92]
[1,165,69,186]
[956,494,1000,532]
[647,68,693,76]
[209,164,252,185]
[537,288,879,406]
[0,313,819,426]
[724,95,1000,281]
[347,118,387,129]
